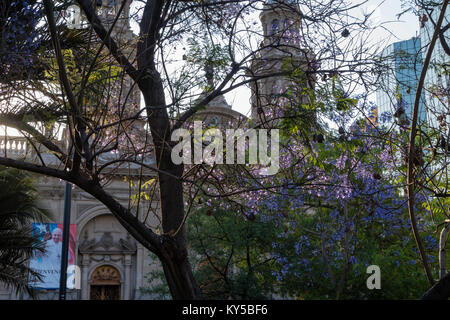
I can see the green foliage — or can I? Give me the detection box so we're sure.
[141,203,281,300]
[186,200,280,299]
[329,76,358,111]
[126,177,156,206]
[185,38,230,70]
[185,38,230,90]
[0,166,49,295]
[139,257,171,299]
[270,203,432,300]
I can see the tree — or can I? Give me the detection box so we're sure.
[250,99,434,299]
[409,0,450,298]
[142,200,280,299]
[186,199,280,299]
[0,0,388,299]
[0,166,48,294]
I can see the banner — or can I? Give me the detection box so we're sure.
[28,223,77,289]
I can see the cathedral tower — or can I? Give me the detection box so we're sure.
[65,0,145,153]
[249,0,316,125]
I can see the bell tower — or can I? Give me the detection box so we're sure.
[259,0,302,46]
[65,0,146,155]
[96,0,134,44]
[249,0,316,125]
[66,0,133,38]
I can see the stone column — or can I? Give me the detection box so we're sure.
[81,254,90,300]
[124,254,132,300]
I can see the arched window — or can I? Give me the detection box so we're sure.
[270,19,279,34]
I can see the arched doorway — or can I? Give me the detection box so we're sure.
[78,212,137,300]
[90,265,121,300]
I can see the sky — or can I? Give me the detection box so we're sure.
[227,0,422,117]
[128,0,422,117]
[2,1,421,137]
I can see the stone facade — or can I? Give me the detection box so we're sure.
[0,171,163,300]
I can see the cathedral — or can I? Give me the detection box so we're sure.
[0,0,311,300]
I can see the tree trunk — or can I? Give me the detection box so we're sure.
[141,80,201,298]
[157,156,202,299]
[160,236,201,299]
[75,0,201,299]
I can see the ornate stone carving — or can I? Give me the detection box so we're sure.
[119,234,137,251]
[79,231,96,251]
[98,232,114,250]
[91,265,121,284]
[79,232,136,254]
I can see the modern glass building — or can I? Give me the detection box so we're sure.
[376,37,427,127]
[419,4,450,128]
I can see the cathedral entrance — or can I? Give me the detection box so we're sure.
[89,265,121,300]
[90,285,120,300]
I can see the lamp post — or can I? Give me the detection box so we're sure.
[58,181,72,300]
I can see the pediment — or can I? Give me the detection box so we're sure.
[79,231,136,254]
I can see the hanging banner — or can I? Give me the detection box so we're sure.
[28,223,77,289]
